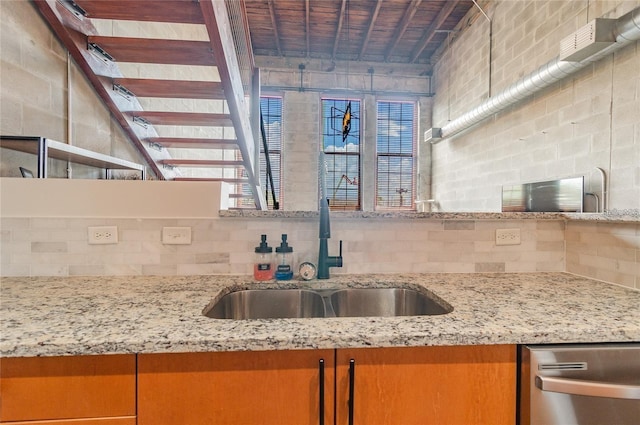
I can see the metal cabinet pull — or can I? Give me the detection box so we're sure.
[348,359,355,425]
[319,359,325,425]
[536,375,640,399]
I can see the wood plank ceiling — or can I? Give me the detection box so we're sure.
[245,0,474,66]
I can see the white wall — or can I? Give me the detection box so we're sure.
[0,179,227,218]
[430,0,640,212]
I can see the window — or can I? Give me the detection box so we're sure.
[376,101,416,209]
[321,98,361,210]
[259,96,283,209]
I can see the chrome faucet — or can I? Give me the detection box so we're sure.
[317,197,343,279]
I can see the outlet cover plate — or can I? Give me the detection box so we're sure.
[162,227,192,245]
[495,228,521,246]
[88,226,118,244]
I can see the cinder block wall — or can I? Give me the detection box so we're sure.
[0,1,148,178]
[431,0,640,212]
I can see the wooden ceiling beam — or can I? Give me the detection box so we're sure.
[87,36,216,66]
[75,0,205,24]
[410,0,460,63]
[331,0,347,60]
[384,0,422,62]
[305,0,310,57]
[113,79,224,99]
[358,0,383,60]
[267,0,283,55]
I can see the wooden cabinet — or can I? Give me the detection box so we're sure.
[0,355,136,424]
[0,419,135,425]
[138,345,516,425]
[138,349,335,425]
[336,345,517,425]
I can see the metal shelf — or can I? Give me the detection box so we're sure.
[1,136,145,179]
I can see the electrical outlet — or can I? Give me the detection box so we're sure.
[162,227,192,245]
[495,228,521,246]
[88,226,118,244]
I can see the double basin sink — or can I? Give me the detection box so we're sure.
[204,287,453,320]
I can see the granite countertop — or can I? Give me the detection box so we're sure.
[1,273,639,357]
[220,210,640,222]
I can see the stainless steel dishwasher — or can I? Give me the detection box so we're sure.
[519,343,640,425]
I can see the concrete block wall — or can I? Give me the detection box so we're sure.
[259,58,434,211]
[430,0,640,212]
[0,1,147,178]
[281,91,320,211]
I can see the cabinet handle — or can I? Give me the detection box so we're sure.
[348,359,355,425]
[536,375,640,399]
[319,359,325,425]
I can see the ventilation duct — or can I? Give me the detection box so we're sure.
[559,18,616,62]
[426,6,640,143]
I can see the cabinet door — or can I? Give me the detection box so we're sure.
[336,345,516,425]
[0,355,136,423]
[138,349,335,425]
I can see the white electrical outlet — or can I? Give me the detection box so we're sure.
[162,227,192,245]
[88,226,118,244]
[495,228,521,246]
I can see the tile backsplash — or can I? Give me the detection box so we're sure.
[566,221,640,289]
[1,216,567,277]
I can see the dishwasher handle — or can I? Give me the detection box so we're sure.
[536,375,640,400]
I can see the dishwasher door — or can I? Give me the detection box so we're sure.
[520,344,640,425]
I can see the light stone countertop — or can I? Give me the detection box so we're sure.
[1,273,639,358]
[219,210,640,222]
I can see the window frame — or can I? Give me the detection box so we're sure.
[375,100,417,211]
[320,97,362,211]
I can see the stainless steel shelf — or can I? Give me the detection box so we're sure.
[1,136,146,179]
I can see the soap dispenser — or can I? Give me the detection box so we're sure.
[274,234,294,281]
[254,234,273,281]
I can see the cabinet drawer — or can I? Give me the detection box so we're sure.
[0,355,136,422]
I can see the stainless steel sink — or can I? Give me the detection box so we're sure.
[204,287,452,320]
[330,288,452,317]
[204,289,326,319]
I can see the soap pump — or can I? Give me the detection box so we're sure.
[253,234,273,281]
[274,234,294,281]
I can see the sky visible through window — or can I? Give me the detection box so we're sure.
[322,99,361,210]
[377,101,415,209]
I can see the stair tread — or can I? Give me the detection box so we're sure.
[131,111,233,126]
[159,159,244,168]
[114,79,224,100]
[76,0,205,24]
[173,178,249,183]
[147,137,238,149]
[88,36,216,66]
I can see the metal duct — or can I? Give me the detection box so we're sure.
[428,6,640,143]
